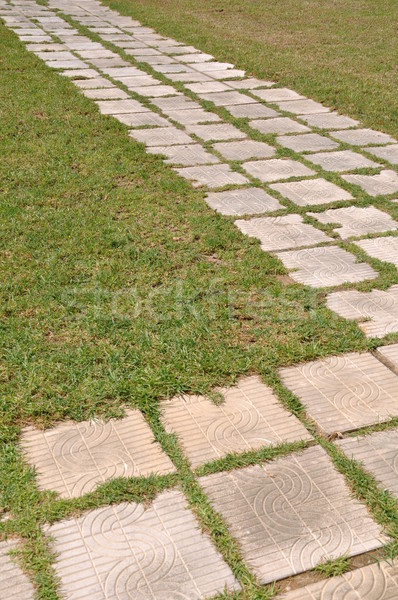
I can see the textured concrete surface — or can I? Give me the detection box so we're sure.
[275,99,329,115]
[355,236,398,269]
[365,144,398,165]
[242,158,315,182]
[129,127,194,146]
[276,133,338,153]
[0,540,35,600]
[147,144,219,166]
[342,170,398,196]
[309,206,397,239]
[20,411,175,498]
[212,140,275,160]
[161,376,311,467]
[280,352,398,433]
[307,149,380,172]
[298,112,360,129]
[185,123,246,141]
[270,178,352,206]
[205,187,283,215]
[175,164,248,188]
[331,128,396,146]
[199,446,385,584]
[249,117,310,135]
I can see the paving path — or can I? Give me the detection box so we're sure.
[2,0,398,598]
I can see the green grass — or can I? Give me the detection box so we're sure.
[2,2,398,597]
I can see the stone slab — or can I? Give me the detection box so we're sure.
[252,87,304,102]
[270,178,353,206]
[298,112,360,129]
[199,446,385,584]
[136,55,178,65]
[101,66,144,78]
[129,85,180,97]
[96,99,148,114]
[355,236,398,268]
[276,133,339,153]
[235,214,331,251]
[337,428,398,499]
[45,59,88,69]
[153,97,202,111]
[73,77,115,89]
[186,123,246,141]
[226,78,275,89]
[179,52,214,63]
[250,117,310,135]
[365,144,398,165]
[190,61,235,72]
[166,109,221,125]
[147,144,219,166]
[167,72,214,83]
[113,112,170,127]
[49,491,240,600]
[378,343,398,368]
[0,540,35,600]
[129,127,194,146]
[161,376,311,467]
[227,103,279,119]
[327,285,398,338]
[198,91,256,106]
[309,206,397,239]
[280,352,398,433]
[331,128,396,146]
[20,410,175,498]
[307,149,381,172]
[213,140,275,160]
[342,170,398,196]
[281,560,398,600]
[175,164,249,188]
[207,69,246,79]
[243,158,315,182]
[187,84,236,96]
[119,76,161,87]
[205,188,283,215]
[82,87,129,100]
[276,246,378,287]
[276,99,330,115]
[60,69,99,78]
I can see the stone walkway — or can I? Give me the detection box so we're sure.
[2,0,398,598]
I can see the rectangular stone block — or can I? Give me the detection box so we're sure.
[270,178,353,206]
[243,158,315,182]
[165,108,221,125]
[307,149,381,171]
[96,99,148,114]
[175,164,249,188]
[205,188,283,215]
[276,99,330,114]
[309,206,397,239]
[331,128,396,146]
[252,88,305,102]
[250,117,310,134]
[147,144,219,166]
[129,127,194,146]
[298,112,360,129]
[198,91,256,106]
[276,133,338,153]
[186,123,246,141]
[227,103,279,119]
[356,236,398,269]
[342,170,398,196]
[365,144,398,165]
[212,140,275,160]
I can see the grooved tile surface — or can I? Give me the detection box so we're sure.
[281,560,398,599]
[276,246,378,287]
[309,206,397,239]
[96,99,147,114]
[365,144,398,165]
[298,112,360,129]
[0,540,35,600]
[326,285,398,338]
[331,128,396,146]
[337,429,398,498]
[198,91,257,106]
[113,112,169,127]
[377,343,398,370]
[49,491,240,600]
[242,158,315,182]
[355,236,398,268]
[342,170,398,196]
[161,376,311,467]
[252,87,304,102]
[270,177,352,206]
[235,214,332,251]
[306,149,381,172]
[20,410,175,498]
[129,127,194,146]
[279,352,398,433]
[249,117,310,135]
[212,140,275,160]
[275,99,329,114]
[276,133,338,153]
[185,123,246,141]
[227,103,279,119]
[147,144,220,166]
[166,108,221,125]
[199,446,385,584]
[175,164,249,188]
[205,188,283,215]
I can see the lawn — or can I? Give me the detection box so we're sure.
[1,1,398,598]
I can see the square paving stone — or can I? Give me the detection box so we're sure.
[20,410,175,498]
[280,352,398,433]
[179,52,214,63]
[298,112,360,130]
[276,246,378,288]
[242,158,315,182]
[226,78,275,89]
[101,66,143,78]
[48,490,240,600]
[175,164,249,188]
[166,109,221,125]
[337,429,398,499]
[208,69,246,79]
[161,376,311,467]
[307,149,381,172]
[276,133,339,153]
[153,97,201,111]
[331,128,396,146]
[45,59,88,69]
[227,103,279,119]
[235,214,331,251]
[198,91,256,106]
[205,188,283,215]
[270,178,353,206]
[147,144,219,166]
[129,127,194,146]
[251,87,305,102]
[82,87,129,99]
[167,72,214,83]
[96,99,148,114]
[213,140,275,160]
[130,85,180,97]
[190,61,235,72]
[199,446,385,584]
[0,540,35,600]
[365,144,398,165]
[73,76,114,89]
[113,112,170,127]
[186,123,246,141]
[60,69,99,79]
[355,236,398,269]
[326,285,398,338]
[185,82,235,93]
[118,75,161,87]
[36,50,75,60]
[309,206,398,239]
[276,99,330,115]
[280,560,398,600]
[342,170,398,196]
[250,117,310,135]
